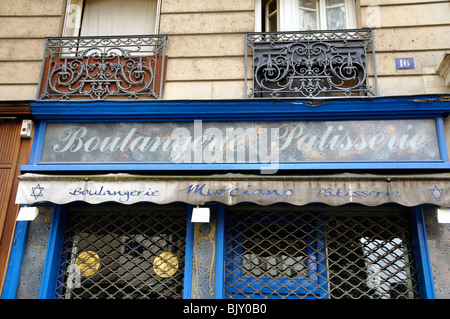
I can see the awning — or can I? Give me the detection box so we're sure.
[15,173,450,207]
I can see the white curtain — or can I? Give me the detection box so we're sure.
[80,0,157,36]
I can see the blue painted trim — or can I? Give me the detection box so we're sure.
[316,215,328,299]
[22,98,450,172]
[21,162,450,173]
[26,121,39,165]
[1,221,30,299]
[183,203,225,299]
[28,121,46,165]
[183,205,194,299]
[29,95,450,121]
[436,117,449,163]
[411,206,436,299]
[214,204,225,299]
[39,205,67,299]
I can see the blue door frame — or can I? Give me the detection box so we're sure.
[183,203,226,299]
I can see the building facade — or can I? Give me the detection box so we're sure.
[1,0,450,299]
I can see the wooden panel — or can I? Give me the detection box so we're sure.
[0,120,20,164]
[0,102,31,115]
[0,120,20,238]
[0,119,26,295]
[0,169,11,212]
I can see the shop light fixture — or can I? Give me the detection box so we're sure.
[17,206,39,221]
[437,207,450,223]
[191,206,210,223]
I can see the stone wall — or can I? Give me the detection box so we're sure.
[1,0,449,100]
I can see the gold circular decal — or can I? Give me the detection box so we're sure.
[153,251,179,278]
[75,251,100,277]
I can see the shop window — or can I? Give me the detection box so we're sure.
[54,205,186,299]
[224,206,422,299]
[262,0,356,32]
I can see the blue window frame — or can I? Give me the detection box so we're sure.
[21,116,450,172]
[22,96,450,173]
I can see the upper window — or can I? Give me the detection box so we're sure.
[262,0,356,32]
[63,0,160,37]
[40,0,166,101]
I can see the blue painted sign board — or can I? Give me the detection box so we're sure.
[396,58,414,69]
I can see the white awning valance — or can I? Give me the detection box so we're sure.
[15,173,450,207]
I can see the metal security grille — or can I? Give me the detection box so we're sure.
[55,205,187,299]
[245,30,377,98]
[224,205,421,299]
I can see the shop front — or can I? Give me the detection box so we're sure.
[3,96,450,299]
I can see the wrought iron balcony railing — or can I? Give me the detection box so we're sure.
[245,29,377,98]
[38,35,167,101]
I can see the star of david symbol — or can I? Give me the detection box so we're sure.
[429,185,444,203]
[30,184,44,200]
